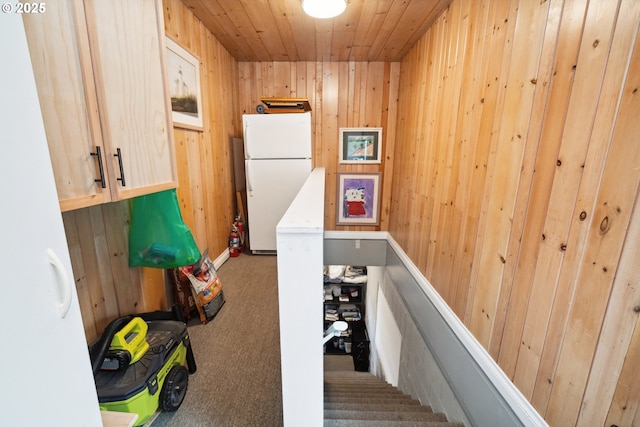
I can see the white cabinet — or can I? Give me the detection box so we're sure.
[23,0,176,211]
[0,15,102,426]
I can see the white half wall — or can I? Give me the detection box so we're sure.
[373,287,402,387]
[276,168,325,427]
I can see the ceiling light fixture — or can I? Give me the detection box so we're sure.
[302,0,347,19]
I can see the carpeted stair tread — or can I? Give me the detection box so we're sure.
[325,383,391,389]
[326,379,399,384]
[325,393,413,401]
[324,380,392,387]
[325,388,405,396]
[324,371,376,378]
[324,376,386,384]
[324,421,464,427]
[324,372,462,427]
[325,402,435,413]
[325,381,400,388]
[324,395,422,405]
[325,389,416,399]
[324,409,448,422]
[326,382,397,387]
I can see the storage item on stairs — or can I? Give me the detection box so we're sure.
[351,321,370,372]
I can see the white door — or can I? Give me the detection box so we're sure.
[246,158,312,251]
[0,16,102,427]
[243,112,312,159]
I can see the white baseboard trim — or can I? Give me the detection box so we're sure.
[213,248,230,271]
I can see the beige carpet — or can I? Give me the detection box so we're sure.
[324,355,355,372]
[150,254,283,427]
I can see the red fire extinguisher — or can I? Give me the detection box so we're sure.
[234,214,245,251]
[229,225,240,257]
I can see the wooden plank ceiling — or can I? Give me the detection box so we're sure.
[180,0,453,61]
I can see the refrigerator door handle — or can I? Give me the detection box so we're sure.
[244,124,251,159]
[246,160,253,196]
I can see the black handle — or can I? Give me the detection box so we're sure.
[90,146,106,188]
[114,147,126,187]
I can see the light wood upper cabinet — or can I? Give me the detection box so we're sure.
[22,0,107,210]
[83,0,177,202]
[23,0,177,211]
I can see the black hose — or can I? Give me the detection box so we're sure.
[88,315,133,375]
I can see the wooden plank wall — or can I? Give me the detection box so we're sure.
[389,0,640,425]
[62,0,239,343]
[237,61,399,230]
[163,0,239,256]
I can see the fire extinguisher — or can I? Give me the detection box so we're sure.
[234,214,245,250]
[229,225,240,257]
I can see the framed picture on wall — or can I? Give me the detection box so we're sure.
[336,172,382,226]
[165,36,203,130]
[339,128,383,164]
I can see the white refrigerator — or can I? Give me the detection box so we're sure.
[243,112,312,253]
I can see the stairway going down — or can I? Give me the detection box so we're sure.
[324,371,465,427]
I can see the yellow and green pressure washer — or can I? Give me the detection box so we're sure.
[89,307,197,426]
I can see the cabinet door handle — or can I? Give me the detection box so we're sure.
[114,147,126,187]
[90,146,106,188]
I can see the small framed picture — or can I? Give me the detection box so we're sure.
[339,128,383,164]
[336,173,382,226]
[165,36,203,130]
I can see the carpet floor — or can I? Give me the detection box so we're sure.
[150,253,284,427]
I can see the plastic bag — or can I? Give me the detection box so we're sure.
[129,189,200,268]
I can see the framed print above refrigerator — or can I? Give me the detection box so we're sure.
[339,128,382,164]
